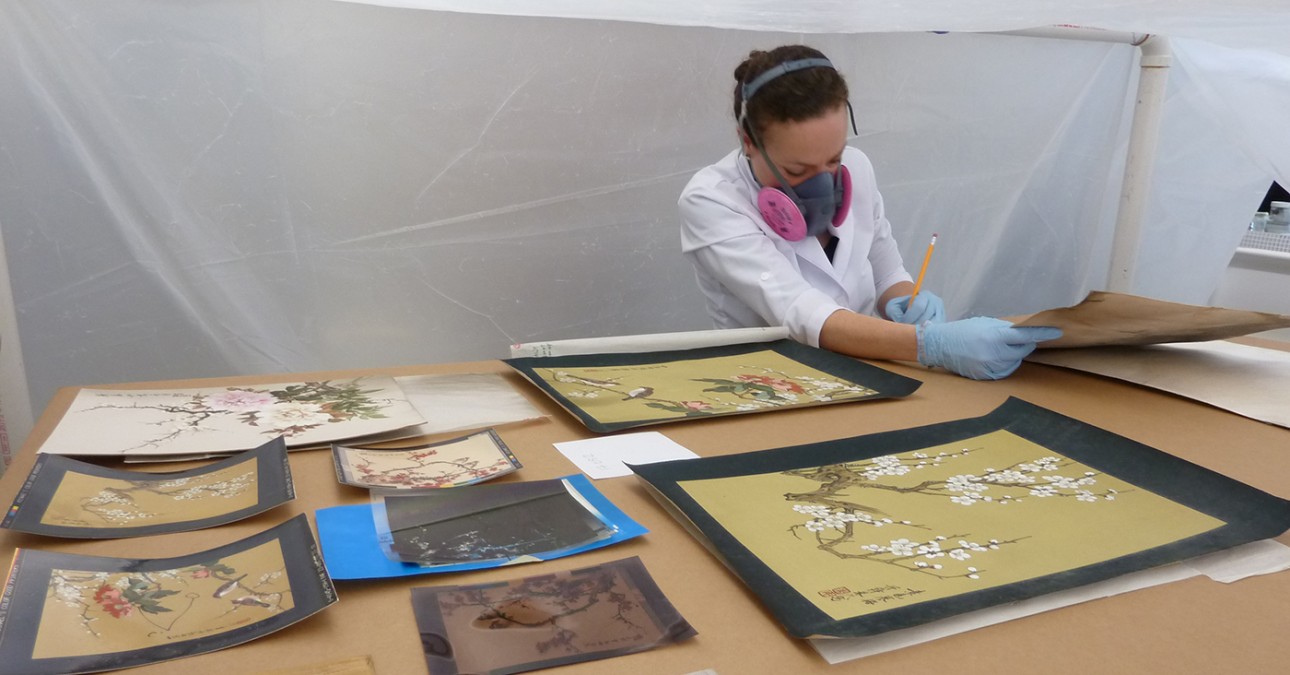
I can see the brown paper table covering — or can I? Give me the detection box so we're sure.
[3,354,1290,675]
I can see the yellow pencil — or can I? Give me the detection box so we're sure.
[910,233,937,301]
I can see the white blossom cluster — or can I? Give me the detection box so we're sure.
[83,490,157,523]
[49,571,109,609]
[855,536,1002,579]
[265,401,332,428]
[168,471,255,501]
[95,508,151,523]
[255,570,283,586]
[944,460,1113,506]
[861,455,912,480]
[837,448,976,481]
[792,504,912,533]
[753,370,875,398]
[1018,456,1063,473]
[84,490,131,507]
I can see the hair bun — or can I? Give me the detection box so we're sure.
[734,49,769,82]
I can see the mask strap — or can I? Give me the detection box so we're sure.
[740,57,835,102]
[749,134,804,204]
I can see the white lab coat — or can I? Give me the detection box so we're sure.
[679,146,912,347]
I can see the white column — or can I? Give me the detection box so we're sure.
[0,223,34,470]
[1106,35,1172,292]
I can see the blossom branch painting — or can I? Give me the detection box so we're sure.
[781,447,1124,584]
[38,377,426,458]
[45,552,294,647]
[332,429,520,489]
[630,398,1290,638]
[0,516,337,675]
[3,437,293,538]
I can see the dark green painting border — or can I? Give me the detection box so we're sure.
[630,397,1290,638]
[504,339,922,433]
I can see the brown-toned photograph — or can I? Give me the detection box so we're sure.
[411,556,696,674]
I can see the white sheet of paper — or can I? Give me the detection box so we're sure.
[394,373,546,435]
[1184,538,1290,583]
[809,539,1290,663]
[554,432,699,479]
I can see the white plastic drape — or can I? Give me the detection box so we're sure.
[2,1,1288,450]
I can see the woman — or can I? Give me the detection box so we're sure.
[678,45,1060,380]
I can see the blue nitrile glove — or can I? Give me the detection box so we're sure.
[916,317,1063,380]
[885,291,946,325]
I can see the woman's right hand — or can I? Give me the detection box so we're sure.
[915,317,1062,380]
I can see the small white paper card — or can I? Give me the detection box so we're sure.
[554,432,699,479]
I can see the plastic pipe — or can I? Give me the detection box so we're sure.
[1106,35,1172,292]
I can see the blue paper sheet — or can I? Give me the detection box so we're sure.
[315,474,647,580]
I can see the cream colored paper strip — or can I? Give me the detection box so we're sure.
[1027,340,1290,429]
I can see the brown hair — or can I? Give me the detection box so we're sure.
[733,45,849,139]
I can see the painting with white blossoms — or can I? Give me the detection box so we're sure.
[631,398,1290,639]
[505,339,920,433]
[0,515,336,675]
[2,438,293,538]
[37,377,425,458]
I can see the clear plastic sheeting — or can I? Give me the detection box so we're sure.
[340,1,1290,59]
[2,2,1289,443]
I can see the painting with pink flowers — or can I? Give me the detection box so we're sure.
[36,377,426,458]
[0,515,336,675]
[505,339,920,433]
[331,429,521,489]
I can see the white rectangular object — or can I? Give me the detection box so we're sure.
[554,431,698,479]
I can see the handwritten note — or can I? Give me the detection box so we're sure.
[554,432,698,479]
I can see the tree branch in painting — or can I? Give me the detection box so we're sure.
[351,449,511,489]
[75,471,256,525]
[46,559,292,639]
[80,379,393,450]
[784,447,1125,580]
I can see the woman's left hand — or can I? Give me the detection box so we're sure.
[885,291,946,325]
